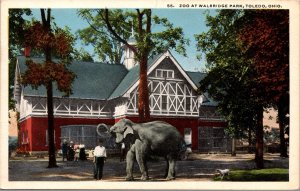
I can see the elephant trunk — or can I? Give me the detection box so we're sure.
[96,123,110,136]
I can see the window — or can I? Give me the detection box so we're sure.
[212,127,224,148]
[155,69,174,78]
[198,127,211,150]
[60,125,114,149]
[156,70,162,78]
[186,97,191,111]
[167,71,174,78]
[162,95,167,110]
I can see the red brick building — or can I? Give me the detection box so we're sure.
[14,47,229,154]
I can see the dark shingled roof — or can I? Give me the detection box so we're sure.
[18,56,128,100]
[186,71,206,88]
[17,53,208,101]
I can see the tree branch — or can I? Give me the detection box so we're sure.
[85,18,107,36]
[40,9,46,25]
[47,9,51,27]
[146,9,151,34]
[137,9,143,37]
[102,9,137,54]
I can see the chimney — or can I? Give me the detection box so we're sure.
[24,47,30,57]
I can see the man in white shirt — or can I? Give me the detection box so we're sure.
[93,139,107,180]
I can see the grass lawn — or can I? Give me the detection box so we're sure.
[214,168,289,181]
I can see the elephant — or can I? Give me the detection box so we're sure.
[109,118,187,181]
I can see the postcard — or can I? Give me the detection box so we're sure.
[0,0,299,190]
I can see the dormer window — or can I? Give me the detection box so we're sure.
[156,69,174,78]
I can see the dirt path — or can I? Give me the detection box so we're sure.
[9,153,288,181]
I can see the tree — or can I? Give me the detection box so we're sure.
[77,9,130,64]
[239,10,289,157]
[21,9,76,167]
[73,48,94,62]
[195,10,267,168]
[78,9,189,122]
[9,9,32,109]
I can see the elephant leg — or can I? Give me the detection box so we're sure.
[125,145,135,181]
[164,157,169,178]
[166,155,176,180]
[135,140,149,180]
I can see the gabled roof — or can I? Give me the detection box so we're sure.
[123,51,202,96]
[16,51,211,102]
[17,56,128,100]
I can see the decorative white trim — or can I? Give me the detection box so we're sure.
[126,78,199,117]
[125,50,198,96]
[21,97,113,119]
[14,59,22,111]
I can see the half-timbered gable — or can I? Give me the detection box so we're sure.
[125,52,202,117]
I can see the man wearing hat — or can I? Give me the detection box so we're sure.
[61,139,68,161]
[93,139,107,180]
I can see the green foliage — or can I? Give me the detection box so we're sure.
[214,168,289,181]
[196,10,289,166]
[77,9,130,64]
[9,9,32,58]
[73,48,94,62]
[196,10,258,139]
[9,9,32,110]
[264,126,280,144]
[77,9,190,63]
[152,15,190,56]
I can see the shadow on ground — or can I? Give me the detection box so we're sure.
[9,153,288,181]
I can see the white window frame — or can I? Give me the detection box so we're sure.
[155,69,174,78]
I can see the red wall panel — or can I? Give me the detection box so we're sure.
[18,115,227,152]
[18,117,115,152]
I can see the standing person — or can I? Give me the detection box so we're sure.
[61,139,68,162]
[79,143,87,161]
[93,139,107,180]
[74,143,80,162]
[120,142,126,162]
[67,141,75,161]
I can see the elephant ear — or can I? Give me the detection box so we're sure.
[124,125,134,139]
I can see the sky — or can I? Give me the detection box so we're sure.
[25,9,212,72]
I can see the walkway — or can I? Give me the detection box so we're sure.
[9,153,288,181]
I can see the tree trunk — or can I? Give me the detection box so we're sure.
[255,105,264,169]
[138,55,150,122]
[46,81,57,168]
[248,127,253,153]
[231,137,236,156]
[41,8,57,168]
[278,97,288,157]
